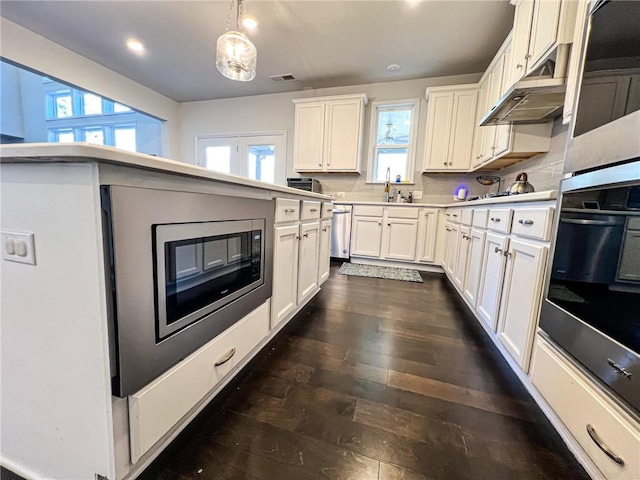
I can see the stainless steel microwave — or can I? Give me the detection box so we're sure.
[101,186,274,397]
[563,0,640,174]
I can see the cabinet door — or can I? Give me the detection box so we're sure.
[448,90,478,170]
[445,223,460,278]
[442,223,453,270]
[493,44,513,158]
[418,208,439,263]
[271,225,300,328]
[454,226,471,290]
[482,67,499,162]
[527,0,562,74]
[318,219,332,286]
[463,228,486,307]
[297,222,320,304]
[325,99,362,172]
[294,102,326,171]
[472,78,490,167]
[424,92,454,170]
[497,238,548,371]
[351,216,383,257]
[476,233,509,331]
[384,218,419,261]
[510,0,535,84]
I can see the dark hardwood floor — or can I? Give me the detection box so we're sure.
[139,261,590,480]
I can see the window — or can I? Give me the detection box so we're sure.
[46,90,73,119]
[367,99,420,184]
[196,134,286,185]
[113,126,136,152]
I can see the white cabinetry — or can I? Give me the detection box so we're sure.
[351,206,384,257]
[476,232,510,331]
[272,224,300,328]
[318,218,332,286]
[417,208,439,263]
[423,84,478,172]
[454,226,472,289]
[297,221,320,303]
[463,227,486,307]
[382,208,419,261]
[293,94,368,173]
[496,238,547,370]
[531,337,640,480]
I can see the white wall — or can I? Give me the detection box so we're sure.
[0,18,180,159]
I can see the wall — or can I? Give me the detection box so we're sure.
[0,18,180,158]
[180,75,568,203]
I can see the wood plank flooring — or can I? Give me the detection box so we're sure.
[139,261,590,480]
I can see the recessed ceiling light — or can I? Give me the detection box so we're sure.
[242,16,258,30]
[387,64,401,73]
[126,39,145,53]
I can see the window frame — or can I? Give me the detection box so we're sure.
[366,98,420,184]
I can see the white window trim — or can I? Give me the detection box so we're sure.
[366,98,420,184]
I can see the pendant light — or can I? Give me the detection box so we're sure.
[216,0,257,81]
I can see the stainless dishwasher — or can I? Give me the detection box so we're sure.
[330,205,352,259]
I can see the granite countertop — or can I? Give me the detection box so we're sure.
[334,190,557,208]
[0,143,331,200]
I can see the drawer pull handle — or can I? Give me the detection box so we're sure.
[214,347,237,367]
[327,209,333,212]
[303,233,309,238]
[310,208,318,212]
[586,424,624,466]
[519,219,534,225]
[322,228,327,232]
[284,208,295,213]
[491,217,501,222]
[494,247,503,254]
[452,214,458,217]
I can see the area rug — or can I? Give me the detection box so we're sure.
[338,262,423,283]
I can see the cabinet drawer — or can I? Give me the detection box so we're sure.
[275,198,300,223]
[353,205,384,217]
[321,202,334,219]
[129,301,270,463]
[387,207,419,219]
[472,208,488,229]
[532,338,640,480]
[487,208,513,233]
[301,200,322,220]
[460,208,473,226]
[445,208,462,223]
[511,207,554,241]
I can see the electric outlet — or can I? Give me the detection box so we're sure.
[2,231,36,265]
[412,190,423,200]
[335,192,346,198]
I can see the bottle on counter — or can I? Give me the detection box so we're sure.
[396,190,402,203]
[408,192,413,203]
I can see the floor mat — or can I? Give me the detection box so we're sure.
[338,262,423,283]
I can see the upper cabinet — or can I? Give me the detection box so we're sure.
[562,0,590,124]
[509,0,578,85]
[423,84,479,172]
[293,94,368,173]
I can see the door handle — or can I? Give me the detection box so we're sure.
[214,347,237,367]
[310,208,318,212]
[303,233,309,238]
[586,424,624,466]
[490,217,501,222]
[518,219,534,225]
[494,246,503,254]
[322,228,327,232]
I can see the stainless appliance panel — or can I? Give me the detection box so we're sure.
[540,159,640,414]
[102,186,274,397]
[564,0,640,173]
[330,205,352,259]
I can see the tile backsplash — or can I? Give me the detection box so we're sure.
[315,119,568,204]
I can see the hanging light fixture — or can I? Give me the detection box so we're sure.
[216,0,257,81]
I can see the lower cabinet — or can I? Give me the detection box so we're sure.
[297,221,320,303]
[476,232,509,331]
[444,222,460,277]
[383,217,419,261]
[351,216,383,257]
[531,337,640,480]
[417,208,439,263]
[318,219,331,286]
[462,228,486,306]
[496,238,547,371]
[453,226,471,289]
[272,224,300,328]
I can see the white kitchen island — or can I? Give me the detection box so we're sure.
[0,143,331,480]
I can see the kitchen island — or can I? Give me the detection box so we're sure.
[0,143,331,480]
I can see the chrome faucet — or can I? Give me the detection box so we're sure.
[384,167,391,202]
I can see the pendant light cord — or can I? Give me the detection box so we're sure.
[225,0,246,33]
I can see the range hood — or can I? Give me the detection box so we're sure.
[480,60,567,126]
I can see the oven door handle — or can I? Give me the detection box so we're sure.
[561,218,622,226]
[214,347,237,367]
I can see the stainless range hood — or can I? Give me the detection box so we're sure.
[480,58,568,126]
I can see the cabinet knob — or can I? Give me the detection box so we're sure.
[284,208,295,213]
[504,250,512,257]
[303,233,309,238]
[378,222,382,226]
[518,219,534,225]
[491,217,501,222]
[516,63,523,69]
[443,162,448,166]
[318,163,322,167]
[322,228,327,232]
[295,236,300,240]
[387,223,391,226]
[525,54,531,59]
[452,214,458,217]
[494,246,503,254]
[310,208,318,212]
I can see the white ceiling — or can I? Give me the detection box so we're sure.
[0,1,514,103]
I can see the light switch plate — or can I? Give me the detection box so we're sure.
[412,191,423,200]
[2,231,36,265]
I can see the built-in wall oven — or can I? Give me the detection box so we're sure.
[101,186,274,397]
[540,0,640,416]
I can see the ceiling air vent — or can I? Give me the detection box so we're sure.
[269,74,296,83]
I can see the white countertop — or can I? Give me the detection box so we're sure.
[0,143,331,200]
[335,190,557,208]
